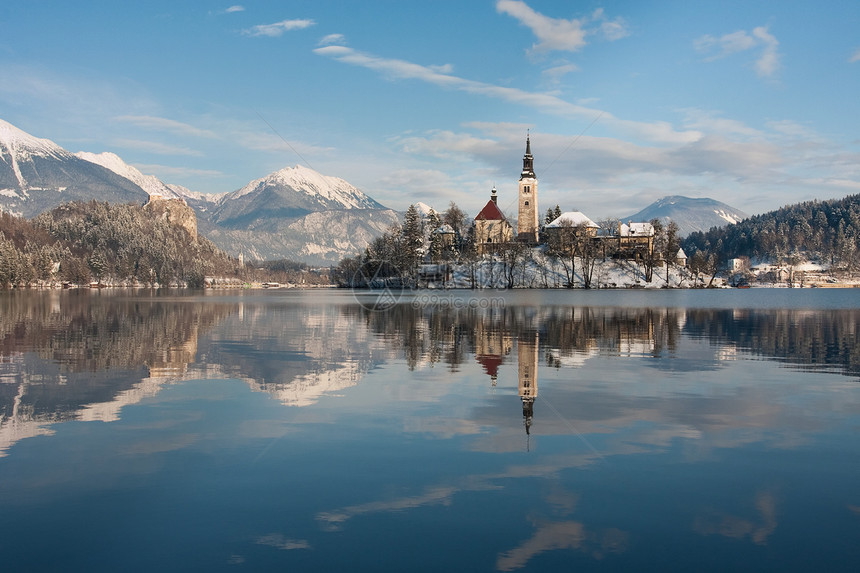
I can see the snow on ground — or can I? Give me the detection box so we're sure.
[424,249,701,289]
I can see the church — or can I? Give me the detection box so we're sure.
[472,134,660,261]
[473,135,540,253]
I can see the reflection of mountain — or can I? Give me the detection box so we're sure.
[0,291,234,455]
[196,302,388,407]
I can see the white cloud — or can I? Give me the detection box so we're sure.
[243,19,315,37]
[496,1,628,54]
[592,8,630,41]
[695,26,781,78]
[496,0,587,53]
[849,48,860,63]
[225,5,245,13]
[752,27,780,78]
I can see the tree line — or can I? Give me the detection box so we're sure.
[682,194,860,273]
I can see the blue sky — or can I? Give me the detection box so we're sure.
[1,1,859,219]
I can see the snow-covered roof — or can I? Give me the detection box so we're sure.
[619,222,655,237]
[676,247,687,259]
[546,211,598,229]
[434,224,455,234]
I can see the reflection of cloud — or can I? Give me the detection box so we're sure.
[694,490,778,545]
[315,452,601,531]
[317,485,477,531]
[256,534,311,550]
[497,520,628,571]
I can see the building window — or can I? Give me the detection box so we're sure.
[524,201,529,206]
[524,186,530,193]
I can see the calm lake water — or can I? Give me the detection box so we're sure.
[1,288,859,572]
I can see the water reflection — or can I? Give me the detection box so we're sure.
[3,291,860,458]
[1,290,859,571]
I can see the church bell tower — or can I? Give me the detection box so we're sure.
[517,134,539,243]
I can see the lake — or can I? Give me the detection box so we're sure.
[1,288,859,572]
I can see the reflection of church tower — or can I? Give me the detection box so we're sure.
[517,134,539,243]
[518,331,539,438]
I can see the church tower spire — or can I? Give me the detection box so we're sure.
[521,133,535,178]
[517,133,539,243]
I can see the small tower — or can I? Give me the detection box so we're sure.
[517,134,539,243]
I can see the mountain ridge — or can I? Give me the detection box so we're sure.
[623,195,748,236]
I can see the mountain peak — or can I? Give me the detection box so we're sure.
[0,119,70,161]
[228,164,384,209]
[624,195,748,236]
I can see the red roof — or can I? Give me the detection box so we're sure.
[475,200,506,221]
[476,354,503,378]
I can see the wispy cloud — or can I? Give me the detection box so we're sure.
[849,48,860,63]
[542,62,579,84]
[318,33,346,47]
[114,139,204,156]
[695,26,781,78]
[114,115,217,138]
[496,1,628,54]
[225,5,244,14]
[243,19,315,37]
[242,20,316,38]
[313,45,698,145]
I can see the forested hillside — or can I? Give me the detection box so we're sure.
[683,194,860,270]
[1,201,235,287]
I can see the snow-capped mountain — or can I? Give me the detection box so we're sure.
[0,119,148,217]
[623,195,748,236]
[76,151,183,200]
[413,202,437,217]
[0,119,399,265]
[210,164,385,228]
